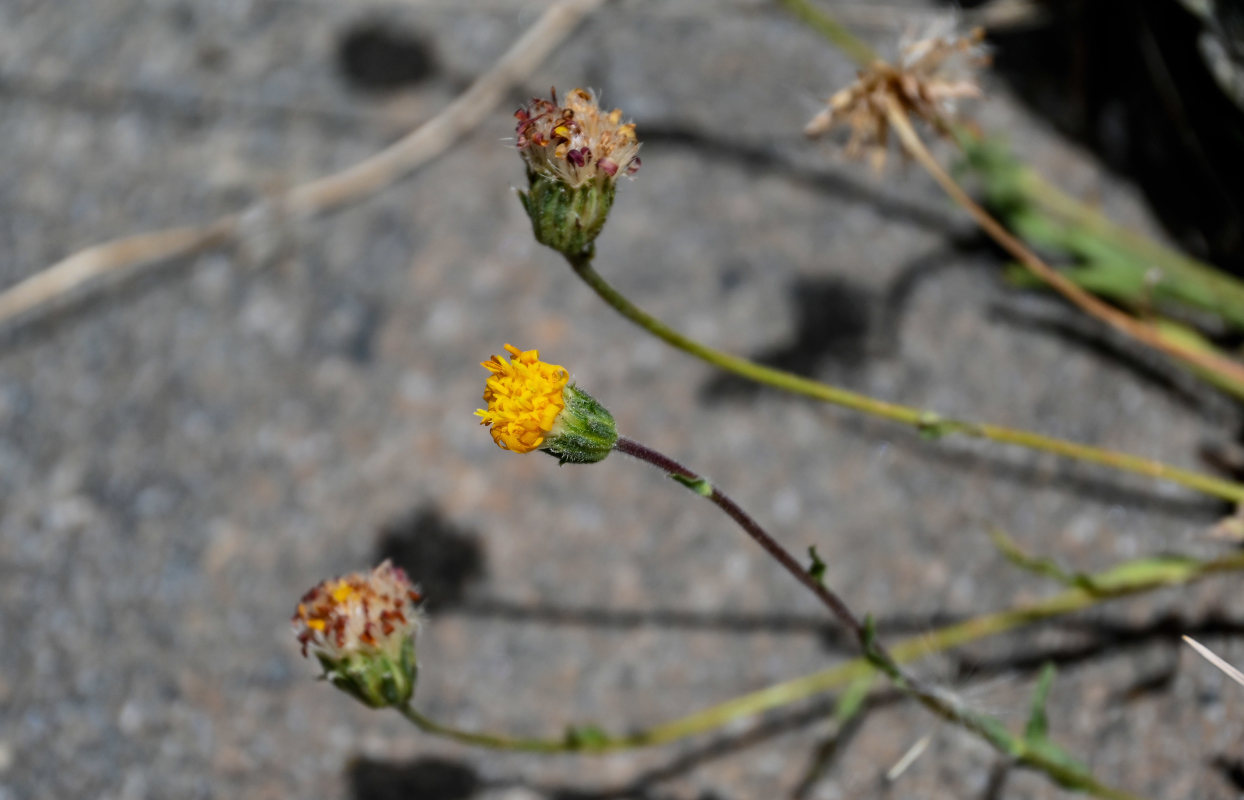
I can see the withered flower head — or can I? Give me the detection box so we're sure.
[514,88,641,259]
[806,25,989,169]
[516,88,641,189]
[293,560,423,708]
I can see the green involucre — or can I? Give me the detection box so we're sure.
[520,172,616,260]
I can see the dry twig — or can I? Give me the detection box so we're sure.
[1184,635,1244,687]
[0,0,604,331]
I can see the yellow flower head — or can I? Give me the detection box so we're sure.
[475,344,570,454]
[475,344,618,464]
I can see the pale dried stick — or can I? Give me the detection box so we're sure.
[1183,635,1244,687]
[0,0,604,330]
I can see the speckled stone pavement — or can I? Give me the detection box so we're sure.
[2,2,1243,798]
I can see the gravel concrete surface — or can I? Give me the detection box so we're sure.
[2,1,1243,798]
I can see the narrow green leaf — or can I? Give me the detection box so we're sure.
[808,545,827,586]
[1089,555,1200,592]
[988,529,1077,586]
[1025,663,1056,742]
[915,411,954,440]
[563,724,609,749]
[670,474,713,497]
[861,615,877,649]
[833,673,875,724]
[1022,739,1095,789]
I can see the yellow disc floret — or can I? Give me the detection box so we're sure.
[476,344,569,454]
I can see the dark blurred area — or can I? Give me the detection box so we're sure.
[336,21,437,93]
[349,757,481,800]
[376,506,485,612]
[962,0,1244,270]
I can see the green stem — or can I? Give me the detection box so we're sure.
[563,253,1244,504]
[399,705,573,752]
[773,0,878,68]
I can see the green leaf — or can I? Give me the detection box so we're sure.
[563,724,609,749]
[915,412,953,440]
[807,545,827,586]
[1089,555,1200,592]
[861,615,877,650]
[859,614,898,677]
[988,529,1078,587]
[969,712,1023,756]
[1015,663,1098,787]
[1022,738,1095,790]
[833,674,875,724]
[1025,663,1056,742]
[670,474,713,497]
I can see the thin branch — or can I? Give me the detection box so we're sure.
[614,436,868,638]
[1183,635,1244,687]
[0,0,604,331]
[614,435,1147,800]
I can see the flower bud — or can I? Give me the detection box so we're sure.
[475,344,618,464]
[514,88,641,259]
[292,560,422,709]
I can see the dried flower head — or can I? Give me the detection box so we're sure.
[806,25,989,169]
[293,560,422,708]
[515,89,643,258]
[476,344,617,464]
[516,88,641,189]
